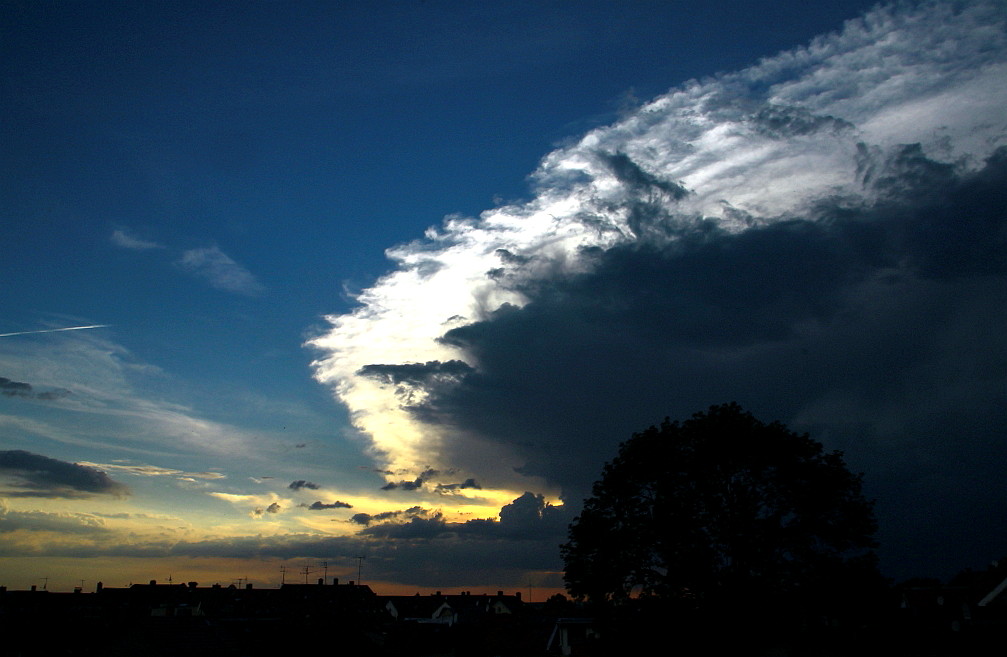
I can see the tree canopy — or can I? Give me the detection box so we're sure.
[561,403,878,611]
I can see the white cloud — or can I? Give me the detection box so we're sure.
[178,246,265,296]
[110,229,164,251]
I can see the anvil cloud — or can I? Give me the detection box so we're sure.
[310,1,1007,578]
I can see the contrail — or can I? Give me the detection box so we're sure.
[0,324,110,338]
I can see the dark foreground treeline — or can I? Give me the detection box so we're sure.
[3,566,1007,657]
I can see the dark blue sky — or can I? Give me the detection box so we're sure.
[3,1,1003,593]
[1,0,877,476]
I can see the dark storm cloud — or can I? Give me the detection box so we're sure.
[409,146,1007,579]
[492,492,569,539]
[265,502,281,514]
[0,376,70,400]
[441,492,571,541]
[288,480,320,491]
[302,500,353,510]
[302,1,1007,585]
[0,450,129,498]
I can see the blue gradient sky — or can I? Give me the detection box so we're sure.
[4,1,1004,594]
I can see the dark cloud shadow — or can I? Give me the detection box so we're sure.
[0,450,129,498]
[382,146,1007,579]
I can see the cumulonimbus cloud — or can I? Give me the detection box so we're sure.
[308,2,1007,579]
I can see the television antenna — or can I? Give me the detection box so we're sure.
[355,555,365,584]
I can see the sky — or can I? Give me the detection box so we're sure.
[2,0,1005,595]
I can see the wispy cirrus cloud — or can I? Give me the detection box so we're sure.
[111,228,264,296]
[77,461,226,481]
[110,229,164,251]
[178,246,265,296]
[0,332,261,458]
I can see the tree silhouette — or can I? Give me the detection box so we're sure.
[561,403,879,616]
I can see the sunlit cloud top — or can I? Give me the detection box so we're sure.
[309,1,1007,508]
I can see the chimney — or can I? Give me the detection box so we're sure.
[497,590,503,597]
[246,583,253,590]
[96,582,103,593]
[515,591,521,601]
[30,585,36,592]
[332,577,339,585]
[318,577,324,586]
